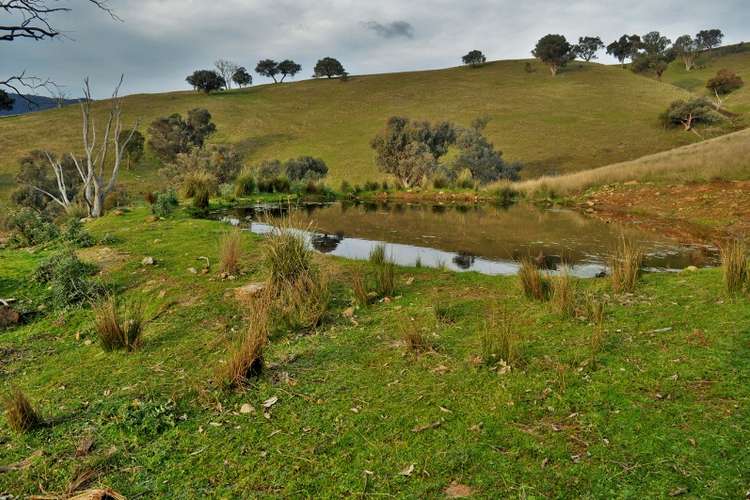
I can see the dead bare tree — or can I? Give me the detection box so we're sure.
[32,76,139,217]
[215,59,239,90]
[1,1,118,105]
[1,0,117,42]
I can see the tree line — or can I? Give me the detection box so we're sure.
[186,57,347,93]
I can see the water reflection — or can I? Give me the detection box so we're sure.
[218,201,718,277]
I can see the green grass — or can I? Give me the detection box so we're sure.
[0,58,704,202]
[1,209,749,496]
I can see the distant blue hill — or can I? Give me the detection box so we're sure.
[0,94,78,117]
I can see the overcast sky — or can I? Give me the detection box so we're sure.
[2,0,749,97]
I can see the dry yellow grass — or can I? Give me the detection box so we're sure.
[219,229,243,275]
[720,239,748,295]
[512,127,750,197]
[3,387,41,433]
[610,238,644,294]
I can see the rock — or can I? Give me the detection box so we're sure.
[0,305,21,328]
[112,209,125,216]
[145,215,159,223]
[683,266,698,272]
[187,267,198,274]
[141,256,155,266]
[239,403,255,414]
[234,282,266,301]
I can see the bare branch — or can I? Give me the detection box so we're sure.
[1,0,119,42]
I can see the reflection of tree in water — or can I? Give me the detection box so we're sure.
[453,252,476,270]
[311,233,344,254]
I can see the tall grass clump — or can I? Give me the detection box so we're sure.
[720,239,748,295]
[221,296,270,388]
[93,295,144,352]
[518,258,549,301]
[610,237,644,293]
[219,229,244,275]
[551,266,576,316]
[370,245,395,298]
[481,312,520,368]
[351,270,370,307]
[263,216,329,331]
[3,387,41,433]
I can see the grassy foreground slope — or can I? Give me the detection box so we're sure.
[0,59,697,199]
[1,210,749,496]
[515,127,750,196]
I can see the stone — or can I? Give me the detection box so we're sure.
[145,215,159,223]
[0,305,21,328]
[187,267,198,274]
[240,403,255,414]
[684,266,699,272]
[234,282,266,301]
[141,256,155,266]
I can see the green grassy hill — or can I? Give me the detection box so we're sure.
[0,59,704,200]
[662,45,750,114]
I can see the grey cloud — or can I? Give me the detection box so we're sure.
[2,0,749,97]
[363,20,415,39]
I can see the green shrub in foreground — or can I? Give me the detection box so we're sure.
[34,250,104,308]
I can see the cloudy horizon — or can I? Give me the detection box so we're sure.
[2,0,748,98]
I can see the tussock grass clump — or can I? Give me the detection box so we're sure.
[551,267,576,316]
[262,216,330,331]
[219,229,244,275]
[93,295,144,352]
[720,239,748,295]
[401,319,434,354]
[351,270,370,307]
[481,312,520,368]
[222,297,270,388]
[3,387,41,433]
[369,244,396,298]
[518,258,549,301]
[272,272,330,331]
[610,237,643,293]
[582,292,606,325]
[434,300,460,324]
[182,170,218,198]
[264,224,313,289]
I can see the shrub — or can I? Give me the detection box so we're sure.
[481,312,520,367]
[340,180,352,194]
[3,387,41,433]
[518,258,549,301]
[455,168,475,189]
[610,238,643,293]
[272,175,291,193]
[103,186,130,211]
[3,208,59,247]
[34,250,103,308]
[152,189,179,217]
[432,173,450,189]
[720,240,748,295]
[706,69,744,95]
[93,295,144,352]
[192,185,210,212]
[219,229,243,275]
[63,218,95,248]
[364,180,380,192]
[235,174,257,197]
[660,98,721,131]
[144,191,157,205]
[284,156,328,182]
[551,267,576,316]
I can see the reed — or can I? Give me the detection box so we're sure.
[610,237,643,293]
[518,258,549,301]
[219,229,243,275]
[720,239,748,295]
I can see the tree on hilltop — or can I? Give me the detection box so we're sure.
[574,36,604,62]
[607,34,642,67]
[532,34,575,75]
[314,57,346,79]
[278,60,302,82]
[186,70,226,93]
[256,59,281,83]
[462,50,487,67]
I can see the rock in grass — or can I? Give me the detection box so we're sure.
[233,282,266,301]
[141,256,155,266]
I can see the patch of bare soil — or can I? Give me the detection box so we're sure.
[76,246,129,273]
[578,180,750,244]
